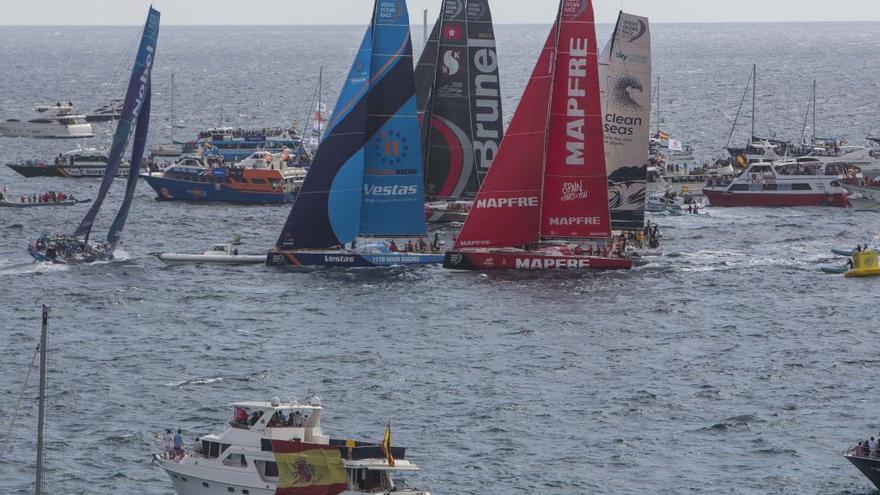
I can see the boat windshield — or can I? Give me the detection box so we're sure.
[231,406,316,429]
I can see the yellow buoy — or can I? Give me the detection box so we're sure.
[844,250,880,278]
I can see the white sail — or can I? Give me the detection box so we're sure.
[599,11,652,231]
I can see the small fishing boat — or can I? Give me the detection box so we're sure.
[444,4,648,271]
[28,7,160,264]
[0,103,95,139]
[267,0,443,269]
[153,396,430,495]
[415,0,504,224]
[157,239,266,265]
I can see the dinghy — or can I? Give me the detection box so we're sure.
[415,0,504,223]
[157,239,266,266]
[267,0,443,269]
[28,7,159,264]
[444,2,647,271]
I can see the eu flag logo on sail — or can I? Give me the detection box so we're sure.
[374,130,409,165]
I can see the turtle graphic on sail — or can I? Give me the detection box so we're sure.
[266,0,444,268]
[599,11,652,231]
[443,0,634,271]
[415,0,504,223]
[28,7,159,264]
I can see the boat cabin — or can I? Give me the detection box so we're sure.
[705,161,844,192]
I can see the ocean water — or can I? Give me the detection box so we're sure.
[0,21,880,495]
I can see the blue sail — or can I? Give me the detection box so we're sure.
[276,0,425,249]
[359,0,425,237]
[276,26,372,249]
[74,7,160,241]
[107,88,151,245]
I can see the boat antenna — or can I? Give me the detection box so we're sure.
[35,304,49,495]
[812,79,817,142]
[654,76,661,134]
[170,72,175,144]
[751,64,757,141]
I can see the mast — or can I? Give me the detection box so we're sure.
[34,305,48,495]
[170,72,175,144]
[423,9,428,47]
[751,64,756,140]
[655,76,660,134]
[812,79,817,142]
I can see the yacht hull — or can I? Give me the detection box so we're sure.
[845,454,880,490]
[143,175,296,204]
[157,253,267,265]
[267,250,444,268]
[0,122,94,138]
[703,188,850,207]
[7,162,131,178]
[443,250,633,271]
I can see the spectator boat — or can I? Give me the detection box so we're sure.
[703,161,850,207]
[0,103,95,138]
[6,147,136,178]
[142,151,306,204]
[845,443,880,490]
[152,397,430,495]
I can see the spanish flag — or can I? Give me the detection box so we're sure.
[270,440,348,495]
[381,421,395,467]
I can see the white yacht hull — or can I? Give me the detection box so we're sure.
[0,121,94,138]
[156,457,425,495]
[157,253,267,265]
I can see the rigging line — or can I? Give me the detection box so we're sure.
[0,346,40,462]
[726,69,753,148]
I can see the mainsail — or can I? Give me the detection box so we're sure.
[74,7,160,242]
[414,0,503,200]
[276,0,424,249]
[455,0,610,249]
[599,11,651,231]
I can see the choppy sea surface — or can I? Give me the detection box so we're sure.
[1,21,880,495]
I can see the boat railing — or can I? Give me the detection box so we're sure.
[845,445,880,458]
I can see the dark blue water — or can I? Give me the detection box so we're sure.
[1,22,880,495]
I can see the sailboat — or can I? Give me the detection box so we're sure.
[266,0,444,269]
[443,0,633,271]
[27,7,160,264]
[415,0,504,223]
[598,11,652,231]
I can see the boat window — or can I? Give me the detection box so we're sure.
[792,183,812,190]
[265,461,279,477]
[209,441,220,458]
[222,453,248,468]
[762,183,777,191]
[250,178,268,184]
[751,165,771,173]
[29,119,53,124]
[729,184,749,191]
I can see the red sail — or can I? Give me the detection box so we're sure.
[453,20,557,249]
[540,0,611,239]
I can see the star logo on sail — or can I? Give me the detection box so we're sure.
[443,24,463,41]
[374,130,409,165]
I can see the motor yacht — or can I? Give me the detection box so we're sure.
[153,397,430,495]
[0,103,94,138]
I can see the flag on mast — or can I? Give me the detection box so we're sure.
[381,421,395,467]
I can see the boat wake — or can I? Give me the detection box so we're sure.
[167,369,269,389]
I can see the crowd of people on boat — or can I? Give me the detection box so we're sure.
[16,191,75,204]
[385,234,442,254]
[28,233,109,262]
[851,435,880,458]
[231,407,310,429]
[160,429,185,460]
[706,176,733,188]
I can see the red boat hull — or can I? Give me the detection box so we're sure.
[443,250,633,271]
[703,188,849,207]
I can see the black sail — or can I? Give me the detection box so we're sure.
[415,0,503,200]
